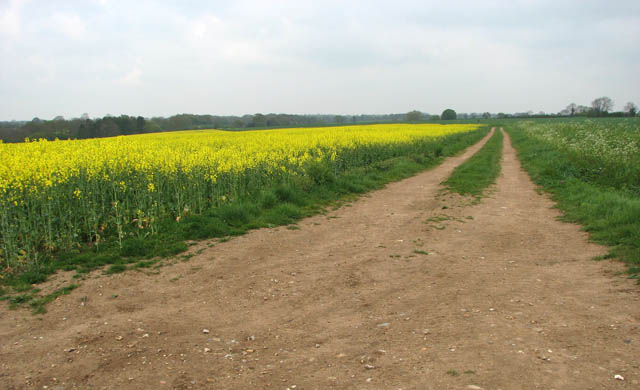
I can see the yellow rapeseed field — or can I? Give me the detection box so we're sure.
[0,123,481,268]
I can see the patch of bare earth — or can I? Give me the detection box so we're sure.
[1,129,639,390]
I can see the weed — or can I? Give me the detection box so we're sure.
[446,370,460,377]
[414,250,429,255]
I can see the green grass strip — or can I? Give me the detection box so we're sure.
[444,129,503,197]
[506,126,640,282]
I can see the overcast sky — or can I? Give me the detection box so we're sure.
[1,0,639,120]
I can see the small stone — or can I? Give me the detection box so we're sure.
[336,353,346,358]
[202,329,210,334]
[366,378,373,382]
[116,336,123,341]
[204,348,211,353]
[466,385,484,389]
[614,374,624,381]
[142,333,149,338]
[364,364,376,370]
[377,322,390,328]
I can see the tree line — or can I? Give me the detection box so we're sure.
[0,98,637,143]
[0,112,425,143]
[559,97,637,118]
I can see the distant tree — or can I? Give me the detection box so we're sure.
[497,113,506,119]
[98,119,120,137]
[623,102,638,117]
[591,96,614,116]
[167,114,194,130]
[406,110,422,122]
[441,109,457,120]
[53,115,65,121]
[251,113,266,127]
[482,112,491,119]
[80,113,90,120]
[430,115,441,120]
[136,116,145,132]
[143,120,162,133]
[334,115,346,124]
[576,105,589,115]
[567,103,577,116]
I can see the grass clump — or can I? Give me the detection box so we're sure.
[443,129,503,198]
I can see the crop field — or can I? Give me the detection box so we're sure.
[508,118,640,194]
[0,123,483,276]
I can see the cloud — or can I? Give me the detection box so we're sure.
[51,12,87,39]
[0,0,638,119]
[118,59,143,85]
[0,0,27,37]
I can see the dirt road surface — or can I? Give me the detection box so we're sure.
[1,129,639,389]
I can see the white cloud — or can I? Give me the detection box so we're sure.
[118,59,143,85]
[0,0,27,36]
[1,0,638,119]
[51,12,87,39]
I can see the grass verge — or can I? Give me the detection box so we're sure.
[0,127,490,312]
[506,126,640,282]
[443,128,503,198]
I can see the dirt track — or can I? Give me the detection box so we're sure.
[1,129,639,389]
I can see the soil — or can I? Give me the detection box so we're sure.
[1,129,639,390]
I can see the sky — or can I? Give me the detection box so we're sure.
[1,0,639,120]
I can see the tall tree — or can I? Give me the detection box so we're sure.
[623,102,638,117]
[136,116,146,132]
[441,109,457,120]
[591,96,614,116]
[251,113,266,127]
[406,110,422,122]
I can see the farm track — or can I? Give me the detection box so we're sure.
[2,128,639,389]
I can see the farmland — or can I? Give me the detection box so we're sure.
[0,123,484,280]
[2,125,639,389]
